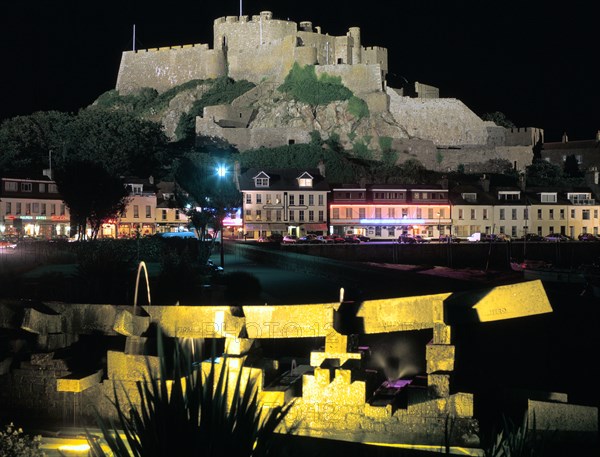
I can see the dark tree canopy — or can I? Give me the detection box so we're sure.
[525,159,565,187]
[53,160,130,240]
[481,111,516,129]
[0,111,74,174]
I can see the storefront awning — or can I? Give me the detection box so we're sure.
[300,224,328,231]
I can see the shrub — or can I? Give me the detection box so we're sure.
[0,423,45,457]
[347,96,369,120]
[88,328,291,457]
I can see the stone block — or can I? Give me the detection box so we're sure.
[528,400,598,436]
[57,369,103,393]
[224,337,254,355]
[309,351,361,368]
[426,344,455,373]
[107,351,160,381]
[428,373,451,398]
[21,308,62,334]
[113,309,150,336]
[433,323,451,344]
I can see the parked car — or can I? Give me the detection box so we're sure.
[438,234,461,243]
[315,235,335,243]
[282,235,298,244]
[330,235,346,243]
[523,233,545,242]
[343,235,361,244]
[397,235,417,244]
[544,233,573,242]
[356,235,371,242]
[578,233,600,241]
[413,235,429,243]
[298,234,320,244]
[0,238,17,249]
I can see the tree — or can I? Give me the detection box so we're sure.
[278,63,353,117]
[481,111,516,129]
[525,159,565,187]
[62,108,169,178]
[0,111,73,175]
[563,154,583,178]
[53,160,130,240]
[175,155,241,266]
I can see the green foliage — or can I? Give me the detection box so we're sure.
[0,110,74,175]
[352,139,373,161]
[308,130,322,146]
[436,150,444,165]
[0,423,45,457]
[378,136,393,153]
[88,328,291,457]
[53,160,131,240]
[483,414,544,457]
[347,96,369,120]
[63,108,168,178]
[238,143,363,184]
[525,159,565,187]
[482,111,516,129]
[563,154,583,178]
[278,63,352,114]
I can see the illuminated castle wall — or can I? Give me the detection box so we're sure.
[116,11,388,97]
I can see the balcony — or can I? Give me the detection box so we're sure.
[569,199,596,205]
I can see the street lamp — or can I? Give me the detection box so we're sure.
[216,164,228,268]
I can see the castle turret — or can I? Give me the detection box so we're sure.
[349,27,361,64]
[299,21,313,32]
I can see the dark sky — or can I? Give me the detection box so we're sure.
[1,0,597,142]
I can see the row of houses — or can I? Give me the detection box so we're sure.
[2,167,600,241]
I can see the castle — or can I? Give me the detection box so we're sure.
[116,11,542,173]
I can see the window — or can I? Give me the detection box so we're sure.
[559,209,565,220]
[299,210,305,221]
[41,203,46,215]
[389,208,396,218]
[595,210,598,219]
[16,203,21,215]
[499,226,505,234]
[276,210,282,221]
[60,204,65,216]
[256,210,262,220]
[498,192,520,200]
[345,208,352,218]
[413,192,420,200]
[289,195,295,205]
[549,209,554,220]
[275,194,281,204]
[255,177,269,187]
[256,194,262,204]
[21,183,32,192]
[50,204,56,215]
[583,210,590,220]
[308,195,314,206]
[332,208,339,219]
[571,209,575,218]
[309,210,314,221]
[540,193,557,203]
[299,195,305,205]
[175,210,180,220]
[483,209,489,220]
[246,194,251,204]
[298,177,312,187]
[537,209,542,219]
[32,203,39,214]
[266,210,272,221]
[25,203,31,215]
[415,208,421,218]
[524,208,529,220]
[318,195,324,206]
[5,181,17,191]
[318,210,324,221]
[162,210,167,221]
[499,209,505,220]
[289,210,294,221]
[375,227,382,236]
[266,194,272,204]
[462,193,477,203]
[374,208,381,218]
[48,184,58,193]
[5,202,11,214]
[470,209,476,220]
[146,205,151,218]
[511,209,517,220]
[133,205,139,218]
[458,209,464,220]
[129,184,143,194]
[402,208,408,218]
[39,183,46,192]
[389,227,395,236]
[512,226,517,237]
[428,208,434,219]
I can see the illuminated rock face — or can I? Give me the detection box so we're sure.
[0,280,560,450]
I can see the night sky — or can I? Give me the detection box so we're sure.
[1,0,597,142]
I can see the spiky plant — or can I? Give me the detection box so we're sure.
[484,413,544,457]
[87,329,292,457]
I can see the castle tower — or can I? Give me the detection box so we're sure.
[349,27,361,64]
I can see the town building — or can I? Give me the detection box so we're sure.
[329,184,451,240]
[0,174,70,239]
[541,132,600,172]
[238,168,330,240]
[154,181,189,234]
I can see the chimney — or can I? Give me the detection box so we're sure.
[317,159,326,177]
[148,175,154,185]
[42,168,53,180]
[480,174,490,193]
[518,172,526,191]
[562,132,568,143]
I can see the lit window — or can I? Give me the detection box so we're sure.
[5,181,17,191]
[21,183,32,192]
